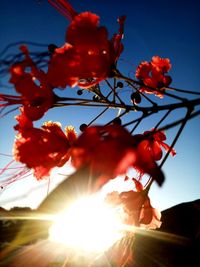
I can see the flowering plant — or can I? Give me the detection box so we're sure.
[0,1,200,266]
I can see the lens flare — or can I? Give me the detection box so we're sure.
[49,194,126,253]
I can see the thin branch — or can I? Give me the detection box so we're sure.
[157,108,200,133]
[154,109,172,130]
[53,95,200,113]
[87,107,109,126]
[159,107,193,168]
[167,86,200,95]
[105,79,125,105]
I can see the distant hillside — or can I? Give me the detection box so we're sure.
[133,199,200,267]
[0,207,34,247]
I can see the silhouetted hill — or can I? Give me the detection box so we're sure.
[133,199,200,267]
[160,199,200,238]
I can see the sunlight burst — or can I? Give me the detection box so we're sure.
[49,195,126,253]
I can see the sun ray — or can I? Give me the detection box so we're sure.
[49,194,126,253]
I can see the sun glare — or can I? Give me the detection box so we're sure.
[49,194,126,253]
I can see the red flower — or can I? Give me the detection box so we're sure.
[136,56,172,98]
[143,129,176,160]
[131,129,175,183]
[105,178,161,267]
[133,139,164,185]
[139,197,161,229]
[105,179,161,229]
[70,125,136,187]
[47,43,80,88]
[14,107,33,130]
[67,12,114,78]
[9,46,54,121]
[119,190,161,228]
[122,189,161,229]
[47,9,125,88]
[13,110,77,180]
[70,125,165,188]
[151,55,171,72]
[111,15,126,62]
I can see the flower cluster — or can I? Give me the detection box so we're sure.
[70,125,176,189]
[13,112,175,186]
[47,12,125,88]
[105,177,161,229]
[136,56,172,98]
[1,3,126,119]
[13,108,77,179]
[1,0,175,185]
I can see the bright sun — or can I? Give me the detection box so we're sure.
[49,194,126,253]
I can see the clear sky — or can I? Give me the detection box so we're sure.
[0,0,200,211]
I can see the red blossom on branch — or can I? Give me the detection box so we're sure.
[9,45,54,120]
[143,129,176,160]
[70,125,165,188]
[105,178,161,229]
[132,129,175,181]
[47,4,125,89]
[13,109,77,179]
[119,190,161,229]
[135,56,172,98]
[70,125,136,184]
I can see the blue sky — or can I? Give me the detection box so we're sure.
[0,0,200,211]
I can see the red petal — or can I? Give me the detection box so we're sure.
[161,142,176,156]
